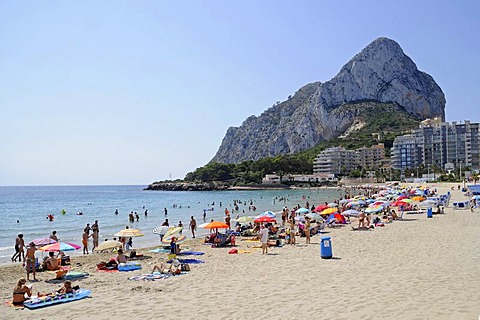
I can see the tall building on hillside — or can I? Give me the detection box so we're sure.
[313,144,386,175]
[357,143,386,169]
[391,118,480,170]
[313,147,357,175]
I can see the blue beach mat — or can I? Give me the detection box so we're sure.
[24,289,91,309]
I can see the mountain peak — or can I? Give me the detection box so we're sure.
[211,38,445,164]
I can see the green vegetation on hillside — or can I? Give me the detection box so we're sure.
[185,102,421,184]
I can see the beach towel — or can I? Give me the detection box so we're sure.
[168,259,204,264]
[128,272,187,281]
[149,248,170,254]
[178,251,204,256]
[63,271,89,280]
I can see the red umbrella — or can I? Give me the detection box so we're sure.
[254,216,276,223]
[313,204,329,212]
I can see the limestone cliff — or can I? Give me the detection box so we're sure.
[211,37,446,163]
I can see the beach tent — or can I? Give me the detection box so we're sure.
[326,213,346,224]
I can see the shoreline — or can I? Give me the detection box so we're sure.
[2,182,479,319]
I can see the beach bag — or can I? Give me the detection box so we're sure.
[180,263,190,272]
[96,262,107,270]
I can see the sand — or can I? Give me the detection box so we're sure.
[1,183,479,320]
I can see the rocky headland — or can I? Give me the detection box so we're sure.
[211,37,445,164]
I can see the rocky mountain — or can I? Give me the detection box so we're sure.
[211,37,446,164]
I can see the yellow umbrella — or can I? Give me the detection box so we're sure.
[114,229,144,237]
[94,240,123,252]
[164,226,183,238]
[320,207,338,215]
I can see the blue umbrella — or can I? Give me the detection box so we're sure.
[295,208,310,214]
[258,211,276,218]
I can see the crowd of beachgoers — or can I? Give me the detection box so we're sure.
[4,182,480,318]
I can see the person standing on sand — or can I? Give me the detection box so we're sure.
[189,216,197,238]
[305,217,311,245]
[289,218,296,245]
[82,230,91,254]
[26,242,37,281]
[260,224,269,255]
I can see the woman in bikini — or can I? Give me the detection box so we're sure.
[12,278,32,306]
[25,242,37,281]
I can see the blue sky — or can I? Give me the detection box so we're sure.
[1,1,479,185]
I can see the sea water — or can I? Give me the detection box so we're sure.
[0,185,343,263]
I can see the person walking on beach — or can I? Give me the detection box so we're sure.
[84,223,91,235]
[26,242,37,281]
[189,216,197,238]
[12,234,25,263]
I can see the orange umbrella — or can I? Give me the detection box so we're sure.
[411,196,425,201]
[202,221,229,229]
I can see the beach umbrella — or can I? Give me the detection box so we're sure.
[258,211,276,218]
[342,209,360,217]
[114,229,144,237]
[254,216,277,223]
[295,208,310,214]
[412,196,425,201]
[31,237,57,247]
[294,216,306,223]
[305,212,324,221]
[420,200,437,207]
[164,227,183,238]
[94,240,123,252]
[400,199,413,204]
[161,235,187,244]
[345,201,360,209]
[339,199,350,204]
[396,195,409,200]
[373,200,389,206]
[365,205,383,214]
[313,204,329,212]
[321,207,338,215]
[327,202,338,208]
[234,216,254,223]
[471,195,480,200]
[152,225,169,235]
[202,221,229,229]
[40,241,81,252]
[198,222,209,228]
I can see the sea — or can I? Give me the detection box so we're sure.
[0,185,344,263]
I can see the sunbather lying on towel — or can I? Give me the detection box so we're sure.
[151,259,181,275]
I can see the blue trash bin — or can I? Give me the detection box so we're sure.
[320,236,332,259]
[427,207,433,218]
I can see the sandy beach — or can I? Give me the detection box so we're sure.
[1,183,479,320]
